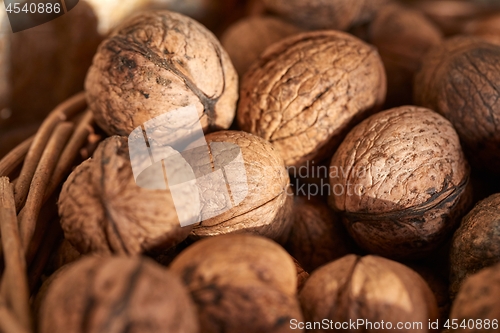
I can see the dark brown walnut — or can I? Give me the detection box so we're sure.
[414,36,500,173]
[285,196,355,272]
[39,256,198,333]
[449,262,500,332]
[0,2,101,130]
[300,255,439,333]
[170,234,303,333]
[329,106,471,259]
[85,10,238,138]
[238,31,386,167]
[260,0,389,31]
[190,131,293,244]
[58,136,192,255]
[364,3,442,107]
[449,193,500,297]
[221,16,301,78]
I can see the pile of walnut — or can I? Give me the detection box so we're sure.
[33,1,500,333]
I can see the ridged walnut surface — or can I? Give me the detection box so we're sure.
[449,193,500,296]
[329,106,470,259]
[58,136,192,255]
[170,234,303,333]
[300,255,438,333]
[39,256,198,333]
[414,36,500,172]
[85,10,238,137]
[238,31,386,167]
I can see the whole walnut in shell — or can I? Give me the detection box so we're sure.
[238,31,386,167]
[329,106,471,259]
[363,3,442,107]
[58,136,192,255]
[285,196,355,272]
[450,262,500,332]
[260,0,389,31]
[85,10,238,138]
[414,36,500,173]
[189,130,293,244]
[449,193,500,297]
[170,234,304,333]
[221,16,301,78]
[39,256,198,333]
[299,255,438,333]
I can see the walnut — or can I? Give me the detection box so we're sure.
[170,234,303,333]
[39,256,198,333]
[328,106,471,259]
[414,36,500,173]
[58,136,192,255]
[237,31,386,167]
[363,3,442,107]
[292,257,309,292]
[190,130,293,244]
[260,0,389,31]
[464,13,500,45]
[85,10,238,138]
[449,262,500,331]
[285,196,355,272]
[221,16,301,78]
[299,255,439,332]
[449,193,500,297]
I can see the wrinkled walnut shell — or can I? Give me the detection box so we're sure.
[170,234,303,333]
[238,30,386,167]
[58,136,192,255]
[285,196,355,272]
[39,256,198,333]
[190,131,293,244]
[329,106,470,259]
[260,0,389,31]
[300,255,438,332]
[450,262,500,331]
[221,16,301,78]
[414,36,500,172]
[449,193,500,297]
[85,10,238,137]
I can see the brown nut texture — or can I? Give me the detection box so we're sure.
[449,262,500,332]
[329,106,470,259]
[170,234,303,333]
[238,30,386,167]
[449,193,500,297]
[85,10,238,138]
[299,255,438,333]
[39,256,198,333]
[414,36,500,173]
[464,13,500,45]
[221,16,301,78]
[260,0,389,31]
[58,136,192,255]
[285,196,355,272]
[366,3,442,107]
[190,130,293,244]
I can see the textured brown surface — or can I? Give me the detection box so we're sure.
[329,106,470,259]
[449,193,500,296]
[300,255,438,333]
[285,196,355,272]
[85,10,238,137]
[366,3,442,107]
[190,131,293,244]
[170,235,303,333]
[414,36,500,172]
[221,16,301,78]
[260,0,389,31]
[39,256,198,333]
[450,262,500,332]
[58,136,192,255]
[238,30,386,167]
